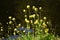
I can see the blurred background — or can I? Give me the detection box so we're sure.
[0,0,60,37]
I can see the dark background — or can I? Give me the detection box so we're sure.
[0,0,60,35]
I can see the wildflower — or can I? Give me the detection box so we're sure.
[29,15,33,18]
[13,32,16,35]
[25,18,29,23]
[34,8,38,11]
[25,15,27,17]
[1,27,3,29]
[39,7,42,10]
[27,26,30,29]
[34,19,39,24]
[1,29,3,31]
[12,18,15,21]
[43,17,47,20]
[27,5,30,9]
[14,28,17,31]
[40,19,43,22]
[29,14,35,18]
[42,22,47,28]
[23,30,26,32]
[9,21,12,24]
[8,16,12,19]
[23,9,26,12]
[6,22,8,24]
[17,31,19,33]
[45,28,49,33]
[47,21,49,24]
[18,24,21,26]
[33,14,35,18]
[32,6,35,9]
[30,20,33,23]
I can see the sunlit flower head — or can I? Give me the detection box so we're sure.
[34,8,38,11]
[23,30,26,32]
[6,22,8,24]
[45,28,49,33]
[1,27,3,29]
[32,6,35,9]
[25,18,29,23]
[34,19,39,24]
[40,19,43,22]
[13,32,16,35]
[29,15,33,18]
[17,31,19,33]
[25,18,27,21]
[14,28,17,31]
[33,14,35,18]
[47,21,49,24]
[26,20,29,23]
[12,18,15,21]
[8,16,12,19]
[18,24,21,26]
[29,14,35,18]
[43,17,47,20]
[39,7,42,10]
[27,26,30,29]
[27,5,30,9]
[9,21,12,24]
[23,9,26,12]
[25,15,27,17]
[42,22,47,27]
[1,29,3,31]
[30,20,33,23]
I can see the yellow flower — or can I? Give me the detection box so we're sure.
[12,18,15,21]
[32,6,35,9]
[25,18,29,23]
[42,22,47,28]
[34,19,39,24]
[43,22,47,26]
[45,28,49,33]
[9,21,12,24]
[25,15,27,17]
[13,32,16,35]
[14,28,17,31]
[26,20,29,23]
[1,29,3,31]
[23,30,26,32]
[40,19,43,22]
[27,26,30,29]
[29,14,35,18]
[39,7,42,10]
[8,16,12,19]
[18,24,21,26]
[29,15,33,18]
[43,17,47,20]
[32,14,35,18]
[23,9,26,12]
[17,31,19,33]
[47,21,49,24]
[34,8,38,11]
[27,5,30,9]
[30,20,33,23]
